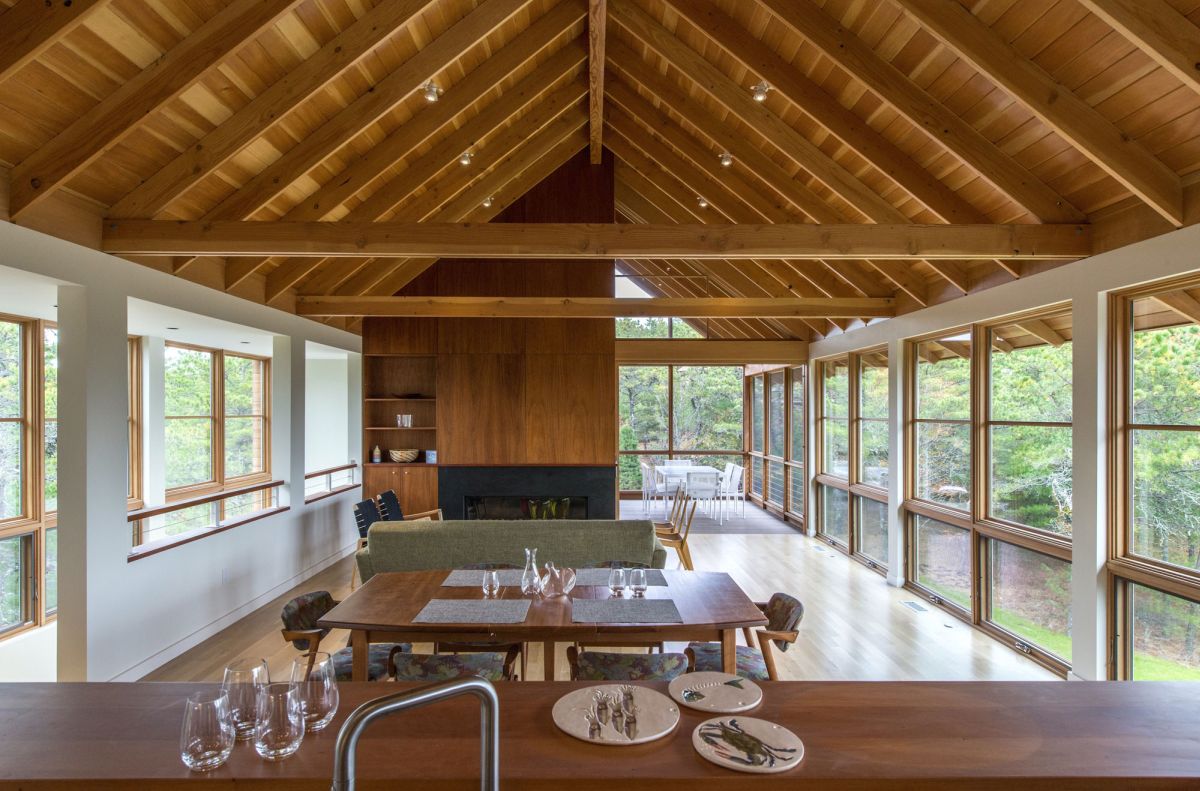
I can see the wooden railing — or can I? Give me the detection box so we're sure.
[303,462,359,504]
[127,479,287,561]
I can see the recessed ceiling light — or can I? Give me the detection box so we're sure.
[422,81,441,103]
[697,196,708,209]
[719,151,733,167]
[459,150,473,166]
[751,80,771,102]
[482,196,494,208]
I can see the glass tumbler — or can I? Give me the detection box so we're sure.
[608,567,626,596]
[629,568,648,597]
[254,682,305,760]
[289,653,339,733]
[482,570,500,598]
[180,689,235,772]
[221,658,269,741]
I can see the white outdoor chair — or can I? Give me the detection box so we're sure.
[663,459,692,467]
[653,465,680,517]
[641,461,669,514]
[717,464,746,524]
[685,471,720,518]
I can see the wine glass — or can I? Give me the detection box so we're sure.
[179,689,235,772]
[607,567,626,597]
[221,658,269,741]
[289,652,339,733]
[253,682,305,760]
[482,570,500,599]
[629,568,648,598]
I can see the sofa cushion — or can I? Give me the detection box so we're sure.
[357,519,666,582]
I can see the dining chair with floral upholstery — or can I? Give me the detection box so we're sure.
[436,562,527,679]
[685,592,804,681]
[389,644,521,683]
[279,590,409,682]
[566,646,690,682]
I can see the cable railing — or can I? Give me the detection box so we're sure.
[304,462,360,504]
[127,479,287,561]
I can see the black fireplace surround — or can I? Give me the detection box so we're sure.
[438,466,616,520]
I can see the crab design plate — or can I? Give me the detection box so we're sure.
[552,685,679,746]
[669,671,762,713]
[692,717,803,774]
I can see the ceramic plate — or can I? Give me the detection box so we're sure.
[669,672,762,713]
[552,685,679,746]
[692,717,804,774]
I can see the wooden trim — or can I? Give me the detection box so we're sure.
[615,339,807,365]
[127,505,290,562]
[128,479,284,522]
[103,221,1093,261]
[303,483,362,506]
[1076,0,1200,100]
[304,463,358,480]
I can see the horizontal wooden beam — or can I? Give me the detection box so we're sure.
[615,338,807,364]
[295,296,894,318]
[102,222,1091,260]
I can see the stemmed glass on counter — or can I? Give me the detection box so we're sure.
[608,567,626,597]
[629,568,648,598]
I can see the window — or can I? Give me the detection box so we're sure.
[856,496,887,565]
[820,486,849,545]
[750,376,764,454]
[787,367,805,518]
[164,344,270,496]
[747,367,805,522]
[42,327,57,514]
[1112,281,1200,678]
[0,319,24,522]
[615,317,705,339]
[819,359,849,478]
[858,352,889,489]
[905,310,1072,675]
[617,365,742,492]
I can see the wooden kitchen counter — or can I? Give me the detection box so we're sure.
[1,680,1197,789]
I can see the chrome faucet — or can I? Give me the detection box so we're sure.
[330,676,500,791]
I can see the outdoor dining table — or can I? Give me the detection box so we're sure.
[317,568,767,681]
[653,464,722,515]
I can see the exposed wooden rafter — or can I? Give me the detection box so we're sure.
[1077,0,1200,99]
[0,0,112,85]
[588,0,607,164]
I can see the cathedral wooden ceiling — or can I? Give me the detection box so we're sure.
[3,0,1200,340]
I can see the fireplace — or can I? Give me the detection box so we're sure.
[464,495,589,520]
[438,466,616,520]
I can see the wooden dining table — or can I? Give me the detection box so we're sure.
[317,569,768,681]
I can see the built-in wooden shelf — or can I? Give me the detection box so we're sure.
[364,462,439,468]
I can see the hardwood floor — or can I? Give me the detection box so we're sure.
[144,511,1058,683]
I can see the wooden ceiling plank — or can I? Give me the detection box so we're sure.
[225,256,276,290]
[200,0,536,223]
[1077,0,1200,99]
[609,0,907,224]
[868,260,928,306]
[264,258,327,302]
[296,295,895,318]
[284,0,586,223]
[10,0,304,218]
[755,0,1085,224]
[660,0,987,226]
[1152,291,1200,323]
[923,260,971,295]
[109,0,440,219]
[0,0,112,85]
[1016,318,1068,346]
[895,0,1183,226]
[103,220,1092,259]
[588,0,607,164]
[615,339,808,364]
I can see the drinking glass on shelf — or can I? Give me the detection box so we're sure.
[254,682,305,760]
[179,689,235,772]
[288,652,339,733]
[482,570,500,599]
[221,658,269,741]
[608,567,626,597]
[629,568,647,598]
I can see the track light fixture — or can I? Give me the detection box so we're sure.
[423,81,441,103]
[697,196,709,209]
[751,80,771,102]
[459,150,473,166]
[719,151,733,167]
[482,196,494,208]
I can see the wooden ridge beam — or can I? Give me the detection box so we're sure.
[0,0,112,85]
[609,0,908,224]
[103,221,1092,259]
[660,0,987,226]
[616,339,807,364]
[108,0,439,219]
[895,0,1183,226]
[200,0,535,223]
[588,0,607,163]
[10,0,303,218]
[1077,0,1200,99]
[296,295,896,318]
[754,0,1085,225]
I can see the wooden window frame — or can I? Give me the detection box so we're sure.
[1107,275,1200,679]
[785,366,806,523]
[744,365,806,528]
[163,342,272,504]
[903,310,1074,677]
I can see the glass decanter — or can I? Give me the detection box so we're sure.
[521,547,541,596]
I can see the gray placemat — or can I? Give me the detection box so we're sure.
[574,568,667,587]
[413,598,532,624]
[571,598,683,624]
[442,569,525,587]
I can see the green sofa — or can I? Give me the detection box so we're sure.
[355,519,667,583]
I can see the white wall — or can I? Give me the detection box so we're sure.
[305,357,351,471]
[808,220,1200,680]
[0,221,364,681]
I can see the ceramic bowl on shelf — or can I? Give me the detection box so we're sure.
[388,449,419,463]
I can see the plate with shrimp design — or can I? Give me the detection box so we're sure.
[692,717,803,774]
[669,671,762,713]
